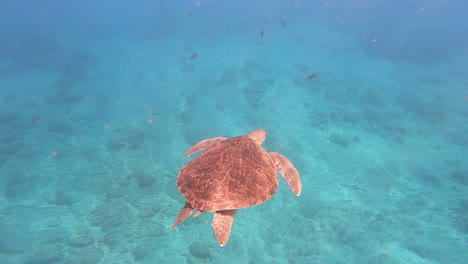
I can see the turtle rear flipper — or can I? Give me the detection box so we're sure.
[212,210,236,247]
[172,201,194,229]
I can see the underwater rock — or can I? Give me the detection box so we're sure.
[66,246,103,264]
[66,230,95,248]
[132,243,154,261]
[133,173,156,188]
[1,138,22,156]
[215,67,238,87]
[0,219,31,253]
[55,190,74,205]
[106,185,129,199]
[329,133,350,148]
[342,112,361,124]
[137,204,160,218]
[135,219,165,238]
[46,88,86,104]
[0,111,20,123]
[189,241,210,259]
[107,139,127,152]
[0,206,67,253]
[243,78,273,110]
[24,244,64,264]
[80,144,103,161]
[103,228,126,247]
[87,203,132,229]
[309,110,330,130]
[127,135,145,150]
[130,194,161,218]
[451,170,467,186]
[4,172,39,201]
[71,164,112,195]
[46,119,73,135]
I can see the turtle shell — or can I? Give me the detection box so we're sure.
[177,135,278,212]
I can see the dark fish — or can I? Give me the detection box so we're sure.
[280,19,286,26]
[260,29,267,38]
[307,73,318,79]
[190,52,198,60]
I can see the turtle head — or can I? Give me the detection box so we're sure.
[248,129,267,145]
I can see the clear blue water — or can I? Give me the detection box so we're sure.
[0,1,467,263]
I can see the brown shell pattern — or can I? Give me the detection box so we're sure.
[177,136,278,211]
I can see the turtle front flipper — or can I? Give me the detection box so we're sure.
[212,210,236,247]
[269,152,302,196]
[184,137,227,158]
[172,201,194,229]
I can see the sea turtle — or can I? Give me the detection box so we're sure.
[172,129,301,246]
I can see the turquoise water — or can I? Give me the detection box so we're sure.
[1,1,467,263]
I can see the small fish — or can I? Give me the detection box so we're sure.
[280,19,286,26]
[190,52,198,60]
[186,11,193,16]
[307,73,318,79]
[260,29,267,38]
